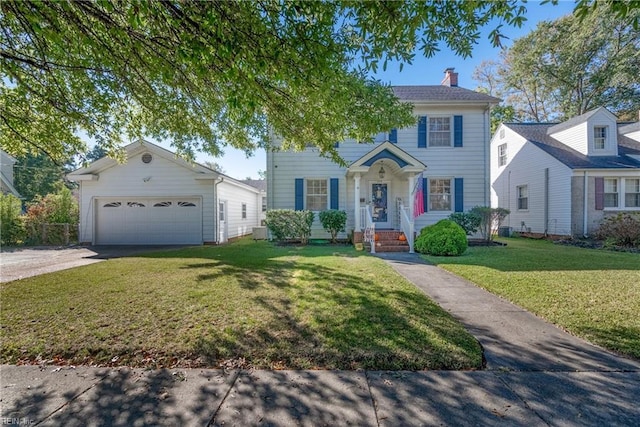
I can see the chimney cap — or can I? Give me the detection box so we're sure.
[444,67,456,73]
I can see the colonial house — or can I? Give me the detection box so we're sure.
[0,149,21,198]
[267,69,499,251]
[490,108,640,237]
[68,141,263,245]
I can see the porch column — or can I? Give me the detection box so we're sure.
[408,174,415,219]
[354,173,361,230]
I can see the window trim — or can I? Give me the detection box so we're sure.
[594,126,607,150]
[517,185,528,211]
[305,178,329,211]
[241,203,247,219]
[603,178,619,208]
[428,178,452,212]
[624,178,640,209]
[498,143,507,167]
[427,116,453,148]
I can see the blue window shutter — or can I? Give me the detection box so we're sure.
[295,178,304,211]
[454,178,464,212]
[334,141,340,148]
[423,178,429,213]
[330,178,339,209]
[595,177,604,210]
[454,115,463,147]
[389,128,398,143]
[418,116,427,148]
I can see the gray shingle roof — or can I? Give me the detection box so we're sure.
[241,179,267,192]
[392,86,500,103]
[546,108,608,134]
[620,121,640,134]
[506,123,640,170]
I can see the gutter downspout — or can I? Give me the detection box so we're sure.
[544,168,549,236]
[583,171,588,237]
[483,106,490,206]
[214,176,224,244]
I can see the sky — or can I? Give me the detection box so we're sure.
[167,1,577,180]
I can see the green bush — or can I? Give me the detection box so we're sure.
[265,209,314,244]
[318,209,347,243]
[0,193,26,246]
[23,187,79,244]
[448,211,481,235]
[415,219,468,256]
[469,206,510,241]
[595,213,640,248]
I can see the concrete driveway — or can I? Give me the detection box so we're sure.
[0,245,187,283]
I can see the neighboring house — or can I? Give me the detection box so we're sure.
[490,107,640,237]
[0,149,22,198]
[68,141,262,245]
[242,179,267,225]
[267,69,499,250]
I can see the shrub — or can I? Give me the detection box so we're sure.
[595,213,640,248]
[318,210,347,243]
[0,193,26,245]
[469,206,510,241]
[265,209,314,244]
[23,187,79,244]
[448,211,481,236]
[415,219,468,256]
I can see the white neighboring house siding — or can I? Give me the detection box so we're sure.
[268,105,490,237]
[217,180,261,239]
[548,122,589,155]
[76,151,215,244]
[491,124,573,235]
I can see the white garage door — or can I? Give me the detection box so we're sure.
[96,198,202,245]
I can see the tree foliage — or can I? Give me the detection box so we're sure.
[475,5,640,123]
[319,209,347,243]
[13,152,75,203]
[1,0,533,163]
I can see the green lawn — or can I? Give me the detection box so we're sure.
[422,238,640,360]
[1,239,481,370]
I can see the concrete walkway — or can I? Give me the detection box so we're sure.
[2,253,639,426]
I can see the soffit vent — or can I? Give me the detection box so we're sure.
[141,153,153,164]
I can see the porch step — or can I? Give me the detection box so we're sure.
[364,230,411,253]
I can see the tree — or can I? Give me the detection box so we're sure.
[203,161,225,174]
[13,152,75,203]
[1,1,532,164]
[475,6,640,123]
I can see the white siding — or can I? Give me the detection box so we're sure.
[548,109,619,156]
[217,180,261,239]
[491,141,573,235]
[268,105,492,236]
[549,122,589,155]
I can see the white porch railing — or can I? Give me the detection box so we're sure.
[399,204,414,253]
[361,205,376,254]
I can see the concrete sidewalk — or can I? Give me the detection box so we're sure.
[2,253,639,426]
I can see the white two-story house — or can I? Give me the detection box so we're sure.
[491,107,640,237]
[267,69,499,251]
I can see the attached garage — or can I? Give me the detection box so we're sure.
[95,197,202,245]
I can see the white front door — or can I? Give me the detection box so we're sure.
[218,201,228,243]
[370,182,391,228]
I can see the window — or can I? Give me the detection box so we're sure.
[625,178,640,208]
[127,201,145,207]
[517,185,528,210]
[429,179,451,211]
[103,202,121,208]
[261,196,267,212]
[594,126,607,150]
[499,128,505,139]
[498,143,507,166]
[242,203,247,219]
[178,201,196,207]
[153,201,172,207]
[428,117,451,147]
[219,202,225,221]
[306,179,328,211]
[604,178,618,207]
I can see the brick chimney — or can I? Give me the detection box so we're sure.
[441,67,458,87]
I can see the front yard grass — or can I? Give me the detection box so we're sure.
[1,238,481,370]
[423,238,640,360]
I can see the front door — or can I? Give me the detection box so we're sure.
[371,183,390,228]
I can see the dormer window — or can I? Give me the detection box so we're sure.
[594,126,607,150]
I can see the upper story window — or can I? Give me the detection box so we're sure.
[604,178,618,207]
[498,143,507,166]
[594,126,607,150]
[517,185,528,210]
[429,117,451,147]
[306,179,327,211]
[429,179,451,211]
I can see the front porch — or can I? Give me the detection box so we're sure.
[347,142,426,253]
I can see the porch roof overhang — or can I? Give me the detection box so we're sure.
[347,141,426,176]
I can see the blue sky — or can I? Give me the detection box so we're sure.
[176,1,577,180]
